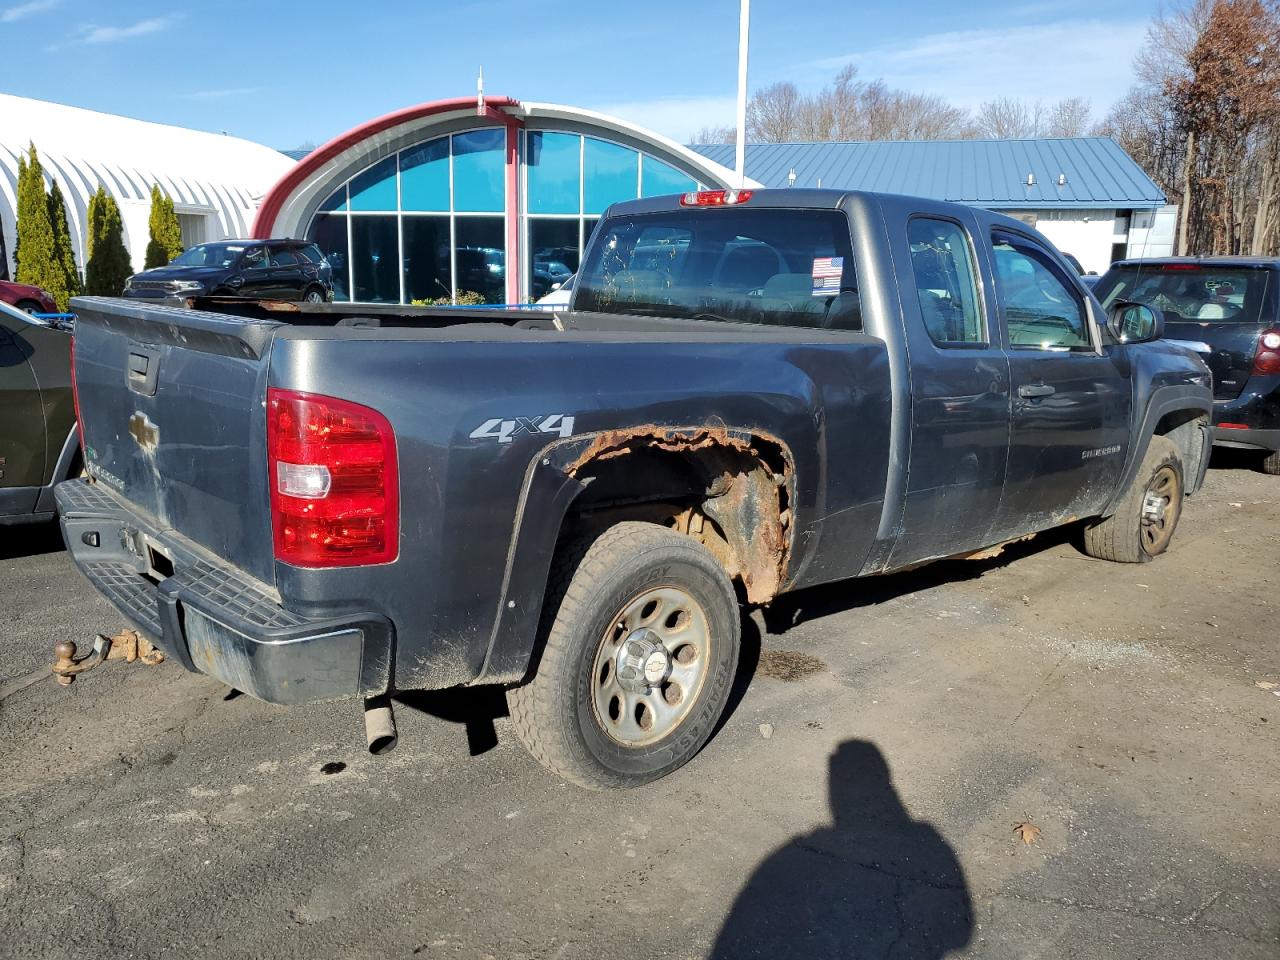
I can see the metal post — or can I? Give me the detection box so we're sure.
[735,0,750,189]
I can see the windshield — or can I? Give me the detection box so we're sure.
[575,208,862,330]
[169,243,245,268]
[1094,266,1271,324]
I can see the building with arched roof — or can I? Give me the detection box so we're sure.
[0,93,295,280]
[251,96,749,304]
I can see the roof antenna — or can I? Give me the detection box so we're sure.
[476,65,484,114]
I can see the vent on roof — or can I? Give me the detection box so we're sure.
[1057,173,1068,186]
[1026,173,1036,187]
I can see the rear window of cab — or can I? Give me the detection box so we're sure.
[575,208,863,331]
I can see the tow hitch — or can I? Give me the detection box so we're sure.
[52,629,165,685]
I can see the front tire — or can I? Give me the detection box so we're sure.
[509,521,741,789]
[15,299,42,314]
[1082,436,1184,562]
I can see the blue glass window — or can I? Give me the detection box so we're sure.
[584,138,638,214]
[348,156,397,212]
[400,138,449,212]
[641,157,698,198]
[453,129,505,212]
[527,132,581,215]
[317,185,347,213]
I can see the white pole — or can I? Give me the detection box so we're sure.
[735,0,750,189]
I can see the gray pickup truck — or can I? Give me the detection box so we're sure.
[59,189,1213,788]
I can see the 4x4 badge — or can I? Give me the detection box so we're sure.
[469,415,575,444]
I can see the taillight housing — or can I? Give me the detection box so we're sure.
[680,189,753,206]
[267,388,399,567]
[1253,329,1280,376]
[69,334,85,452]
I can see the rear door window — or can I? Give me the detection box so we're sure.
[576,208,862,330]
[908,217,985,345]
[270,248,300,267]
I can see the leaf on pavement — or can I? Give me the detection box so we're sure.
[1013,820,1042,845]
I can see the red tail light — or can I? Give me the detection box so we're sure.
[267,388,399,567]
[680,189,753,207]
[68,334,85,452]
[1253,329,1280,376]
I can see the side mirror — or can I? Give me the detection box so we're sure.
[1108,300,1164,344]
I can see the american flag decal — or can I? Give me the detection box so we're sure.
[811,256,843,296]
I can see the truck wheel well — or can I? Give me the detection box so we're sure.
[562,428,794,604]
[1153,410,1209,491]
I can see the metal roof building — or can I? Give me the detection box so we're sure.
[0,94,296,278]
[692,137,1173,273]
[690,137,1165,208]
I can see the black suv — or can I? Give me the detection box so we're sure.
[1094,257,1280,474]
[124,239,332,303]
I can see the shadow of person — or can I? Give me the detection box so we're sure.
[709,740,973,959]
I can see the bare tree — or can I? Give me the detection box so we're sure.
[691,125,735,145]
[1044,97,1093,137]
[744,66,974,143]
[1170,0,1280,253]
[746,81,804,142]
[974,97,1041,138]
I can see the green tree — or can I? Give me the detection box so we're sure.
[46,179,81,310]
[144,185,183,268]
[84,186,132,297]
[14,143,57,296]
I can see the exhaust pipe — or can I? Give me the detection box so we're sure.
[363,695,397,755]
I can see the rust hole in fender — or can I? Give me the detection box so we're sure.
[566,425,795,604]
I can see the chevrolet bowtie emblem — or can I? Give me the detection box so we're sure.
[128,412,159,451]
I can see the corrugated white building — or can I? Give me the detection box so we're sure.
[0,94,295,278]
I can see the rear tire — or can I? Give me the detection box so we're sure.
[1082,436,1184,563]
[508,521,741,790]
[15,299,42,314]
[303,287,326,304]
[1261,450,1280,475]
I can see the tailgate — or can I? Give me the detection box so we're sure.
[1164,320,1261,400]
[70,297,281,583]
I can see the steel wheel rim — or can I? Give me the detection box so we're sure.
[590,586,711,748]
[1140,464,1180,554]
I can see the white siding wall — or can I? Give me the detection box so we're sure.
[1013,209,1118,275]
[1126,205,1179,259]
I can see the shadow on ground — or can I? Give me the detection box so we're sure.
[710,739,973,959]
[1207,446,1272,472]
[760,523,1078,637]
[0,520,64,561]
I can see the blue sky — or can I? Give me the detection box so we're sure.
[2,0,1162,150]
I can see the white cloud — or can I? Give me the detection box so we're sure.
[1,0,56,23]
[807,18,1150,115]
[587,95,739,143]
[78,15,176,44]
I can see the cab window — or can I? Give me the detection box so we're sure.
[992,231,1091,350]
[241,246,267,269]
[908,217,985,345]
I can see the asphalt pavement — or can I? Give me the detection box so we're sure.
[1,452,1277,959]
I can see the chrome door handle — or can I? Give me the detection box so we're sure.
[1018,384,1056,399]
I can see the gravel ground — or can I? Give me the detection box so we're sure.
[1,451,1276,959]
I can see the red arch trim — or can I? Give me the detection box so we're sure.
[251,95,522,238]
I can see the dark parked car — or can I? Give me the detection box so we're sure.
[59,189,1212,787]
[0,278,58,315]
[0,300,76,524]
[1094,257,1280,474]
[124,239,332,303]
